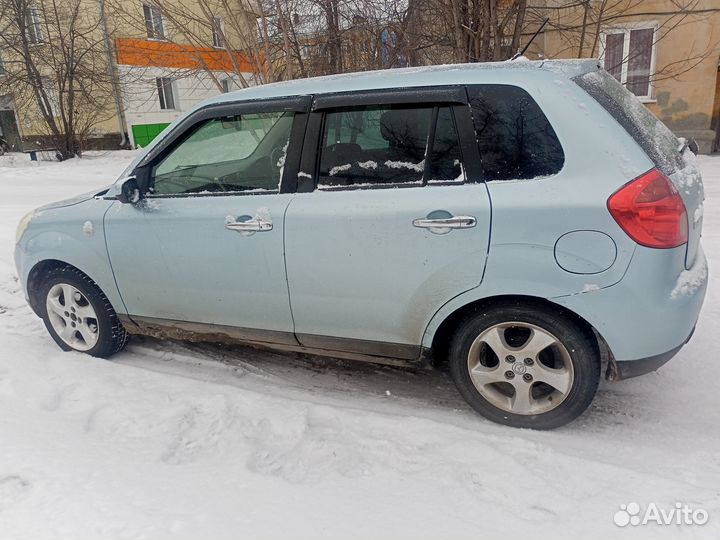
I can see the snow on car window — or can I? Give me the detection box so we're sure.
[317,105,463,188]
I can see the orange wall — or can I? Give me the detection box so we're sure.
[116,38,254,72]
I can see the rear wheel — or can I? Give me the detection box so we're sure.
[448,302,600,429]
[38,266,128,357]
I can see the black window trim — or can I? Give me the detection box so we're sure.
[132,96,311,198]
[312,86,467,110]
[297,86,482,193]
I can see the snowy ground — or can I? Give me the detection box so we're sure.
[0,150,719,540]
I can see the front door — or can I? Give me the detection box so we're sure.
[284,91,492,357]
[0,108,22,151]
[104,99,308,343]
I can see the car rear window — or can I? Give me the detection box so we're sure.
[467,85,564,181]
[573,70,683,174]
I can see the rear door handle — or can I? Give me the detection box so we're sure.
[412,215,476,232]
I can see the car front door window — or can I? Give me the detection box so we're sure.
[152,111,295,195]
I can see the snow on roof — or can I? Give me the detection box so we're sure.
[202,59,601,107]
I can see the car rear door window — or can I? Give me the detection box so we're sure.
[428,106,463,183]
[317,104,463,187]
[467,85,564,181]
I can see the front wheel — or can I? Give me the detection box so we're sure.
[38,266,129,358]
[448,302,600,429]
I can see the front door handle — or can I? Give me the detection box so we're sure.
[225,216,273,234]
[412,215,476,233]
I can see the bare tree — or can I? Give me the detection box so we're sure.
[401,0,531,64]
[0,0,116,158]
[108,0,291,85]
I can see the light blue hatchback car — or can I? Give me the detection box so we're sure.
[15,60,708,428]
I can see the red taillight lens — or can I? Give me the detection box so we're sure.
[607,168,688,248]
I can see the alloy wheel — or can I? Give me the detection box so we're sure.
[45,283,100,351]
[466,322,574,415]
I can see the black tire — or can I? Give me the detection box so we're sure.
[448,301,600,429]
[38,265,129,358]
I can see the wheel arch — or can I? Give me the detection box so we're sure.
[428,294,612,375]
[26,260,103,316]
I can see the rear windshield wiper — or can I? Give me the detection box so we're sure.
[678,137,698,155]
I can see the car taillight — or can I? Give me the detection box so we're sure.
[607,168,688,248]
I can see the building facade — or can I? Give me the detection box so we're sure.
[534,0,720,153]
[0,0,258,152]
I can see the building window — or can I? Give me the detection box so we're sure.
[26,6,44,44]
[143,4,165,40]
[221,78,232,93]
[212,16,224,48]
[40,76,59,116]
[156,78,175,109]
[601,25,656,99]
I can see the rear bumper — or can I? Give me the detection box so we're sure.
[553,243,707,370]
[610,326,695,380]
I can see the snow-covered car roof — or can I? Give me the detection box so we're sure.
[207,58,601,106]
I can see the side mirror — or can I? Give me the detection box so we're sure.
[688,138,699,156]
[117,176,142,204]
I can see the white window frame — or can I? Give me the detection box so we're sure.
[143,4,165,40]
[212,16,224,48]
[599,22,658,102]
[156,77,176,110]
[40,75,59,117]
[26,6,44,45]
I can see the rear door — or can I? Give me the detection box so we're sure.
[284,88,492,358]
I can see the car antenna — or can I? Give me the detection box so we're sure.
[510,17,550,61]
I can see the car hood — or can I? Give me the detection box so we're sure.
[35,186,111,213]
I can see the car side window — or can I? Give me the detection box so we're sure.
[151,111,294,195]
[467,85,564,181]
[316,104,463,188]
[428,107,463,183]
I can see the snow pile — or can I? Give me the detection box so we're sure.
[672,147,704,193]
[671,249,709,299]
[357,160,377,170]
[695,202,704,224]
[328,163,351,176]
[384,159,424,172]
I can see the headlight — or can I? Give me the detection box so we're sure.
[15,211,35,244]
